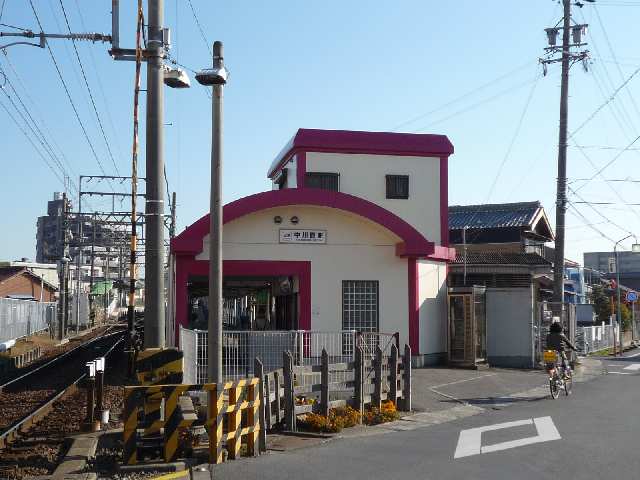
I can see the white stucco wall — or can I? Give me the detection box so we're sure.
[196,205,410,346]
[417,260,447,356]
[305,152,442,245]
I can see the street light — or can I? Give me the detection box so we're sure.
[196,41,228,384]
[614,234,640,356]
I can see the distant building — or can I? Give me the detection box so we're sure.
[0,266,57,301]
[583,251,640,291]
[0,260,59,288]
[448,201,554,257]
[35,192,127,287]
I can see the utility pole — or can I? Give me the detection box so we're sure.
[196,41,229,384]
[144,0,166,349]
[170,191,177,239]
[90,214,96,327]
[541,0,589,306]
[57,192,70,341]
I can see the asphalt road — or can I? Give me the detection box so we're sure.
[203,351,640,480]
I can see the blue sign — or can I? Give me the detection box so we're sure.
[627,291,638,302]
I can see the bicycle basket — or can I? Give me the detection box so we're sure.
[543,350,558,363]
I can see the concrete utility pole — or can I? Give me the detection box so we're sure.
[552,0,571,304]
[196,41,229,384]
[541,0,589,305]
[57,193,70,341]
[144,0,166,348]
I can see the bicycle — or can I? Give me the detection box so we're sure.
[543,350,573,399]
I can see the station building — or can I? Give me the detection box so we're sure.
[169,129,455,364]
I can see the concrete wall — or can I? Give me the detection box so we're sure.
[305,152,442,245]
[196,205,411,346]
[486,286,535,369]
[418,260,447,364]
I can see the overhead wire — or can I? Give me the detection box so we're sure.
[72,0,126,164]
[411,76,539,133]
[485,72,540,202]
[57,0,120,176]
[186,0,211,56]
[27,0,113,184]
[0,98,66,187]
[390,60,535,132]
[0,68,72,183]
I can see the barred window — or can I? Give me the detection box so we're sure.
[342,280,379,333]
[385,175,409,199]
[305,172,340,191]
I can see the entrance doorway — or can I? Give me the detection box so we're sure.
[186,275,299,331]
[448,286,487,367]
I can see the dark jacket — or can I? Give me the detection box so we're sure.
[546,331,576,352]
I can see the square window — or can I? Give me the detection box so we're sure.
[305,172,340,191]
[386,175,409,199]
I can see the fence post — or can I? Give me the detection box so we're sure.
[227,385,241,460]
[402,344,412,412]
[283,350,296,432]
[373,346,382,409]
[264,372,272,431]
[254,358,267,453]
[321,348,329,417]
[273,370,282,425]
[389,343,398,407]
[354,346,363,416]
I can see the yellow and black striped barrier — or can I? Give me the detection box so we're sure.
[136,348,184,385]
[122,378,261,465]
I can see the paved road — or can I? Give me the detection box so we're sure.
[202,352,640,480]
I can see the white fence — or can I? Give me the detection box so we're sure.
[0,298,56,344]
[575,325,616,355]
[179,327,398,383]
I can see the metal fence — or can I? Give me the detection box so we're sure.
[0,298,56,345]
[575,325,616,355]
[179,327,399,384]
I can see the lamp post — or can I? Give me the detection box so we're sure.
[196,41,228,384]
[614,234,640,356]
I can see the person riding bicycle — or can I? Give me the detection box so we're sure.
[546,321,577,372]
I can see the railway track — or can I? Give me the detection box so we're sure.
[0,327,126,450]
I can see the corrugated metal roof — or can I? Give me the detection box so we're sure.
[451,251,551,266]
[448,201,541,230]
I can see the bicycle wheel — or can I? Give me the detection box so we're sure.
[549,376,560,399]
[563,369,573,396]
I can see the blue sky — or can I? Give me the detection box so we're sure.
[2,0,640,264]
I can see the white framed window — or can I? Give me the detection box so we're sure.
[342,280,379,332]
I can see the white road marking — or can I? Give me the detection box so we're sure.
[431,373,499,389]
[623,363,640,371]
[453,416,561,459]
[609,372,632,375]
[626,352,640,358]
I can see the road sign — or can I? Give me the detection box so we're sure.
[453,416,561,459]
[626,291,638,303]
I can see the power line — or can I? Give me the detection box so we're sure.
[390,60,535,132]
[0,68,72,182]
[486,72,540,201]
[58,0,120,176]
[27,0,112,182]
[186,0,211,56]
[568,185,632,235]
[0,97,66,187]
[567,202,617,243]
[568,62,640,139]
[573,133,640,191]
[411,76,539,133]
[72,0,126,165]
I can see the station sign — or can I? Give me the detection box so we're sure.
[279,229,327,244]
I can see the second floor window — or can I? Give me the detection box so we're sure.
[386,175,409,199]
[305,172,340,191]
